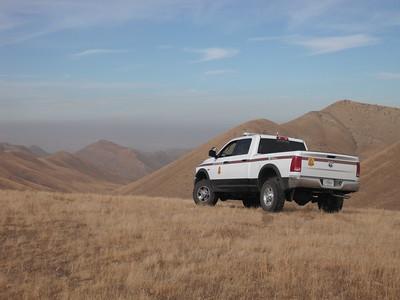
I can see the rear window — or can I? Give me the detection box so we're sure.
[258,138,306,154]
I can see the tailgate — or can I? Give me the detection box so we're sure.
[299,151,359,181]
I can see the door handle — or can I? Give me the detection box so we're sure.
[223,161,230,164]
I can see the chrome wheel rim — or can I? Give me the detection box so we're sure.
[197,186,210,202]
[263,186,274,206]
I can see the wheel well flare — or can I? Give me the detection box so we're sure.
[258,166,280,188]
[195,169,209,183]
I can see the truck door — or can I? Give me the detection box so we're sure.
[212,138,252,192]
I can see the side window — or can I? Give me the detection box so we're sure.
[219,141,238,157]
[233,139,252,155]
[219,139,252,157]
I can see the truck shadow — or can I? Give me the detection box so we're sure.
[218,201,362,216]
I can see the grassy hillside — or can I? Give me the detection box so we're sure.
[350,141,400,210]
[0,150,118,193]
[76,140,189,184]
[75,140,152,183]
[1,190,399,299]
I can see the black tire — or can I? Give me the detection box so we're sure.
[259,179,285,212]
[193,180,218,206]
[318,195,343,213]
[242,198,260,208]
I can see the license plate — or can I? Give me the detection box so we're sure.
[323,179,334,187]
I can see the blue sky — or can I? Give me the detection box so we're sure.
[0,0,400,128]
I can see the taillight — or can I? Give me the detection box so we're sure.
[290,156,302,172]
[356,162,360,177]
[277,135,289,141]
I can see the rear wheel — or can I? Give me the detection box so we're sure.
[318,195,343,213]
[193,180,218,206]
[259,179,285,212]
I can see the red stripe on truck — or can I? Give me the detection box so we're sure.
[199,156,358,167]
[199,155,297,167]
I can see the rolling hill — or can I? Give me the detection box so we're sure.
[119,100,400,210]
[0,139,189,193]
[0,150,117,193]
[0,143,49,157]
[75,140,188,183]
[75,140,152,183]
[28,145,49,157]
[284,100,400,157]
[349,141,400,210]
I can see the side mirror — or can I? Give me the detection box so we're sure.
[208,147,218,158]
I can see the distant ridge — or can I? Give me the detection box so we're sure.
[76,140,151,183]
[28,145,49,157]
[75,140,188,184]
[0,140,188,193]
[0,150,117,192]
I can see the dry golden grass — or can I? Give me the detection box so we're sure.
[1,190,400,299]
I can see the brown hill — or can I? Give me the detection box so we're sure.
[0,140,188,193]
[28,145,49,157]
[284,100,400,158]
[119,100,400,205]
[76,140,151,183]
[323,100,400,157]
[283,111,358,155]
[0,143,34,156]
[348,141,400,210]
[136,149,189,171]
[0,150,117,193]
[76,140,188,184]
[45,151,116,183]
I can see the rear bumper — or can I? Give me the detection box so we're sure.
[288,175,359,193]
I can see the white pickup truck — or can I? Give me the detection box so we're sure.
[193,133,360,213]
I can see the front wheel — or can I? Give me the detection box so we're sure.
[193,180,218,206]
[259,179,285,212]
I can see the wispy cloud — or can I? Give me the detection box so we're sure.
[285,0,343,27]
[250,34,378,55]
[186,47,239,62]
[0,1,399,47]
[204,69,237,76]
[376,72,400,80]
[0,1,236,45]
[72,49,128,58]
[291,34,378,55]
